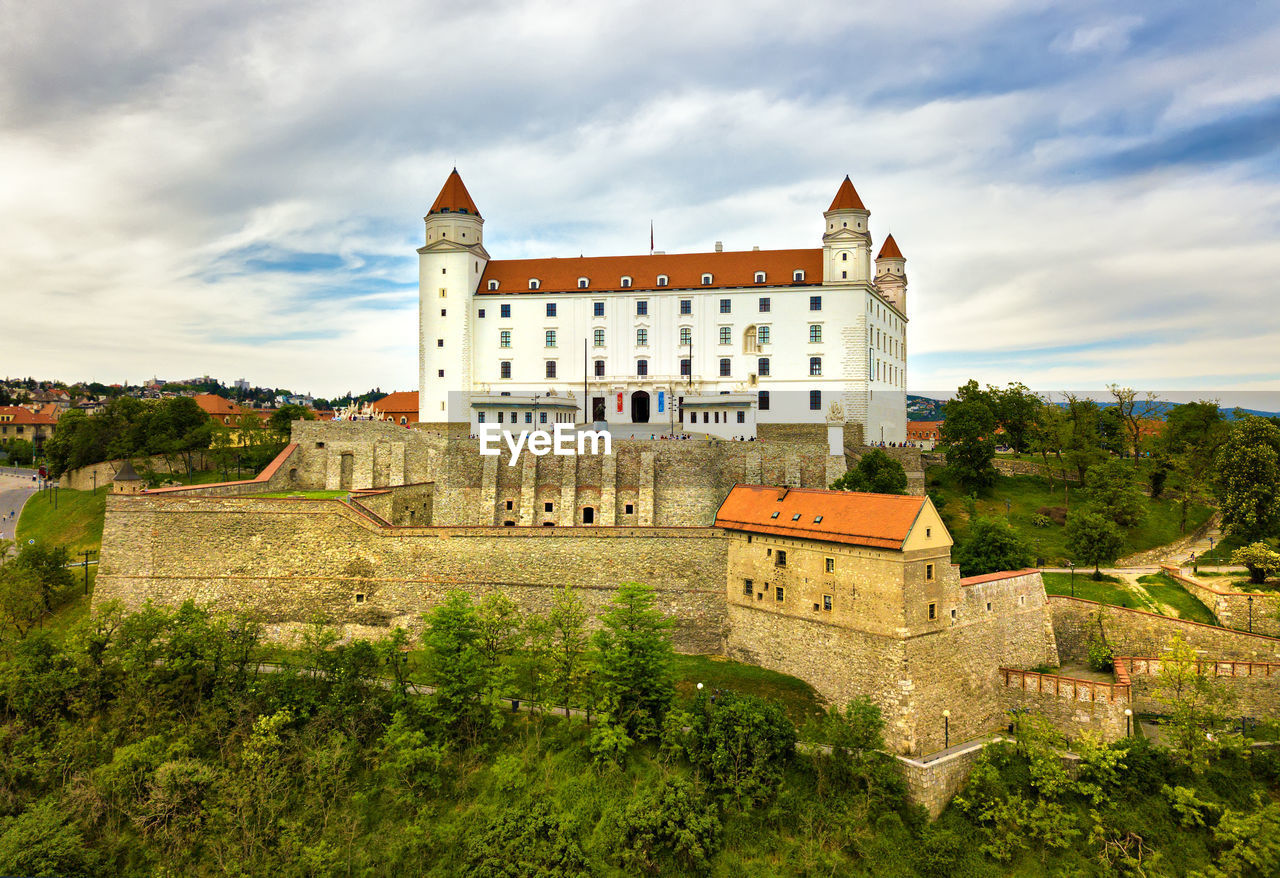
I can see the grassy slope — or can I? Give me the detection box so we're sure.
[929,467,1213,565]
[16,486,105,555]
[1041,572,1140,608]
[672,654,824,725]
[1137,572,1219,625]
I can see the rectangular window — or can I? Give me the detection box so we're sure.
[500,303,511,318]
[545,330,557,347]
[478,308,485,318]
[809,389,821,410]
[759,297,771,312]
[546,361,557,378]
[546,303,556,317]
[594,360,605,377]
[637,359,648,376]
[594,328,605,347]
[477,412,485,423]
[809,324,822,343]
[636,328,648,346]
[719,358,731,376]
[736,411,744,423]
[926,563,935,581]
[679,326,691,345]
[776,550,787,567]
[636,300,648,316]
[810,356,822,376]
[757,326,770,346]
[497,411,504,423]
[680,359,691,376]
[928,603,937,621]
[540,411,548,423]
[810,295,822,311]
[525,412,532,423]
[825,557,835,573]
[719,298,731,313]
[758,390,770,410]
[593,301,605,317]
[499,330,511,348]
[823,594,833,611]
[437,339,444,347]
[500,362,511,379]
[680,299,692,315]
[743,579,754,597]
[757,357,770,376]
[719,327,731,345]
[775,585,785,602]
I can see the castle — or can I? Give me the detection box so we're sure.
[417,171,908,445]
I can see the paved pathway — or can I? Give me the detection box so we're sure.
[0,469,40,546]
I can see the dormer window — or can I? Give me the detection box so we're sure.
[657,275,669,287]
[529,279,540,290]
[701,273,713,285]
[793,270,805,282]
[578,278,589,288]
[754,271,766,283]
[620,276,632,288]
[488,280,499,291]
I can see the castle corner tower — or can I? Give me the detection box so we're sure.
[874,234,907,312]
[418,170,489,424]
[822,175,872,284]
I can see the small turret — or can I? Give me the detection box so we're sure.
[822,175,872,283]
[423,168,484,248]
[875,234,907,312]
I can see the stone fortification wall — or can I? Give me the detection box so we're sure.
[726,571,1057,755]
[997,668,1129,742]
[137,444,301,498]
[920,453,1079,482]
[1160,566,1280,637]
[1121,657,1280,720]
[896,738,994,819]
[1049,597,1280,664]
[59,452,212,491]
[94,494,727,652]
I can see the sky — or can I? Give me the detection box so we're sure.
[2,0,1279,408]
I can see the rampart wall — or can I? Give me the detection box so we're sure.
[94,494,727,652]
[1121,657,1280,720]
[1160,566,1280,638]
[59,451,213,491]
[1048,596,1280,664]
[997,668,1130,741]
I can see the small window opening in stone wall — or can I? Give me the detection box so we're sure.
[812,602,820,611]
[775,550,787,567]
[316,441,325,449]
[504,520,515,526]
[625,503,634,514]
[544,501,554,512]
[743,579,753,597]
[289,468,298,481]
[543,522,555,527]
[775,586,784,602]
[986,602,992,612]
[757,592,763,601]
[766,547,772,556]
[823,594,833,611]
[354,593,365,604]
[825,557,835,573]
[926,527,932,537]
[926,563,935,581]
[928,603,936,620]
[583,507,595,524]
[950,608,957,620]
[1019,595,1025,606]
[506,500,514,510]
[747,535,752,544]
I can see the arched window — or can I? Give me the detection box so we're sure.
[754,271,766,283]
[620,276,632,288]
[578,278,589,288]
[400,417,407,424]
[529,278,540,290]
[701,273,713,285]
[656,274,669,286]
[488,279,499,290]
[793,269,805,282]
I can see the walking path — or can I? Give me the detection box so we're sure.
[0,470,40,547]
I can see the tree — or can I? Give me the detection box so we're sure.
[266,404,316,439]
[687,691,795,805]
[1063,395,1108,482]
[1230,542,1280,585]
[593,582,675,746]
[609,776,722,875]
[1108,385,1161,460]
[952,517,1034,577]
[546,587,590,714]
[830,449,908,494]
[940,381,998,493]
[1152,634,1236,771]
[1213,416,1280,543]
[1066,512,1124,579]
[420,591,503,744]
[1,438,34,466]
[991,382,1043,454]
[1084,459,1146,528]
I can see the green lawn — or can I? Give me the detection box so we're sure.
[255,490,350,500]
[1195,534,1246,564]
[1137,573,1219,625]
[16,485,106,556]
[1041,572,1141,608]
[672,654,825,725]
[929,467,1213,565]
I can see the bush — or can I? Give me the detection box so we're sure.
[952,517,1034,577]
[1036,505,1068,526]
[1032,513,1053,528]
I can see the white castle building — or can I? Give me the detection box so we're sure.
[417,170,908,443]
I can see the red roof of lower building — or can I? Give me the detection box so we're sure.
[371,391,419,415]
[0,406,57,426]
[192,393,244,418]
[715,484,926,549]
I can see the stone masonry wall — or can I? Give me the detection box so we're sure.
[997,669,1130,742]
[1161,566,1280,638]
[1123,657,1280,720]
[59,452,213,491]
[94,495,728,652]
[1049,596,1280,664]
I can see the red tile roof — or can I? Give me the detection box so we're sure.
[827,175,867,211]
[715,484,926,549]
[479,248,823,295]
[371,391,419,418]
[877,234,903,259]
[0,406,57,426]
[429,169,481,218]
[959,568,1039,587]
[192,394,244,418]
[906,420,942,438]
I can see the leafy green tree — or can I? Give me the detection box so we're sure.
[0,560,44,637]
[830,448,908,494]
[1084,459,1146,527]
[0,543,75,631]
[421,591,503,744]
[1231,542,1280,585]
[547,586,590,713]
[952,517,1034,577]
[940,381,998,493]
[1200,799,1280,878]
[991,382,1043,453]
[266,403,316,438]
[807,697,905,807]
[687,691,795,805]
[1213,416,1280,543]
[1063,395,1108,482]
[593,582,675,747]
[0,797,97,877]
[1,438,34,466]
[1153,634,1237,772]
[1066,511,1124,579]
[463,797,591,878]
[609,776,722,875]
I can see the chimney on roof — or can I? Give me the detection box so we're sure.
[752,245,760,251]
[715,241,723,252]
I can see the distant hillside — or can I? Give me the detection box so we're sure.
[906,394,944,421]
[905,394,1277,422]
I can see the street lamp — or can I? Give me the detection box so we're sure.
[1068,561,1076,597]
[942,709,950,749]
[1248,595,1253,633]
[1124,707,1133,737]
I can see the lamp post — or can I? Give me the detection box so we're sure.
[942,709,950,749]
[1068,561,1076,597]
[1248,595,1253,633]
[1124,707,1133,737]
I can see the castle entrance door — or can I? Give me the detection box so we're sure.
[339,452,354,490]
[630,391,650,423]
[592,396,606,421]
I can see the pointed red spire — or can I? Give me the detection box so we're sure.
[827,175,866,211]
[428,169,481,218]
[877,234,903,259]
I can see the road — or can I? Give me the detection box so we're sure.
[0,468,40,545]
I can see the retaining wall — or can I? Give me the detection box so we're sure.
[1121,656,1280,720]
[997,668,1130,741]
[1161,566,1280,638]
